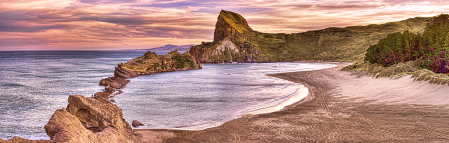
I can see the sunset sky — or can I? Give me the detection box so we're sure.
[1,0,448,51]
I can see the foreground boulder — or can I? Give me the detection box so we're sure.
[44,95,134,142]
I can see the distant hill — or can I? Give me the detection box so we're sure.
[189,10,431,63]
[143,44,196,51]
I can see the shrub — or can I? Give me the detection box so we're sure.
[364,14,449,74]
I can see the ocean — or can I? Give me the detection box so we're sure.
[0,51,335,140]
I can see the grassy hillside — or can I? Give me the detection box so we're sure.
[190,10,430,63]
[253,18,429,62]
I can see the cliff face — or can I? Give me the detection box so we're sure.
[190,10,431,63]
[190,10,258,63]
[213,10,254,42]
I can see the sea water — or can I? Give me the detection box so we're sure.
[0,51,335,140]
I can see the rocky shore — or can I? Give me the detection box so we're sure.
[2,51,201,143]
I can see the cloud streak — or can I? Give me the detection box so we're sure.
[0,0,448,50]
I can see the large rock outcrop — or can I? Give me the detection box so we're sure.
[44,95,134,142]
[213,10,254,42]
[190,10,257,63]
[4,95,134,143]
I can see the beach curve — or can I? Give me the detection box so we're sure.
[134,62,449,142]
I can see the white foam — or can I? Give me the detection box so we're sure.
[245,82,309,115]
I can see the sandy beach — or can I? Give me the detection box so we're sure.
[134,63,449,142]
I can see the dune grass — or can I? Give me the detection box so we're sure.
[342,61,449,85]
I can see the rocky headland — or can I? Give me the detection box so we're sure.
[189,10,430,63]
[97,50,201,101]
[3,51,201,142]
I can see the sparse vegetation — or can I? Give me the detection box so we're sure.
[171,54,195,69]
[121,51,200,73]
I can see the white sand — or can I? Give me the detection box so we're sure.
[335,73,449,106]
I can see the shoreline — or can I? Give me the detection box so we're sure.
[133,62,335,132]
[244,79,309,115]
[166,76,311,131]
[134,62,449,142]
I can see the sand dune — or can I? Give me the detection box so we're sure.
[336,74,449,106]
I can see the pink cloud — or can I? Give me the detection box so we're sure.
[0,0,448,50]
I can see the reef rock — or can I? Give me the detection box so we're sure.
[43,95,134,142]
[94,87,116,101]
[114,65,139,79]
[99,77,130,89]
[132,120,144,127]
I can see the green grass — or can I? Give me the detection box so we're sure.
[171,54,195,69]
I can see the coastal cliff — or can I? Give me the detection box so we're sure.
[189,10,430,63]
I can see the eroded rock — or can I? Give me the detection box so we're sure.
[99,77,130,89]
[94,87,116,101]
[43,95,134,142]
[114,65,138,78]
[132,120,144,127]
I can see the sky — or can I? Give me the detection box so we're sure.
[0,0,449,51]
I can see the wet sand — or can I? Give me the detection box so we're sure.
[134,63,449,142]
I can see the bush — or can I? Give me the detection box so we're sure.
[171,55,195,69]
[364,14,449,74]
